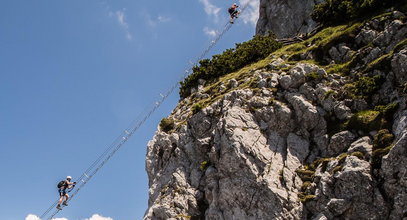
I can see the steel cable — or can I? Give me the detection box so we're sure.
[40,3,251,219]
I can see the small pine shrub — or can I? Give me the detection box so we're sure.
[159,117,175,133]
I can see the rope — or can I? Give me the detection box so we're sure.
[40,2,252,219]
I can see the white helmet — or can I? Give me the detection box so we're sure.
[67,176,72,180]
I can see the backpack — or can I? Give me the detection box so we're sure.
[57,180,66,189]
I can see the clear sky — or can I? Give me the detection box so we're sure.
[0,0,259,219]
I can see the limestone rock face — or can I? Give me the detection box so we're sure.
[256,0,324,38]
[144,12,407,220]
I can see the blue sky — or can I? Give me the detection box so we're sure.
[0,0,258,219]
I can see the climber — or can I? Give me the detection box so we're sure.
[56,176,76,210]
[228,3,240,23]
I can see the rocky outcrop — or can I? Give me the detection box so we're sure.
[144,12,407,220]
[256,0,324,38]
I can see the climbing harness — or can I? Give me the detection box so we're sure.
[39,2,252,219]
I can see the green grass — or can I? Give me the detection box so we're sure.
[301,181,312,191]
[365,38,407,72]
[331,165,344,174]
[371,145,393,169]
[296,169,315,182]
[351,151,365,160]
[274,23,362,64]
[180,35,282,98]
[298,193,316,203]
[338,153,348,164]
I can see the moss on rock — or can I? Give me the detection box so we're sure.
[347,110,383,132]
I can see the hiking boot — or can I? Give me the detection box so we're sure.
[56,205,62,210]
[63,201,68,206]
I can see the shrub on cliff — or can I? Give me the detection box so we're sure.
[312,0,402,26]
[159,117,175,133]
[179,35,282,99]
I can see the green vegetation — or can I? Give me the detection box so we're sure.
[298,193,316,203]
[325,113,349,137]
[278,169,285,185]
[180,35,282,98]
[311,0,403,26]
[159,117,175,133]
[191,103,204,115]
[346,102,398,133]
[366,121,396,169]
[366,39,407,72]
[347,110,382,132]
[373,129,394,150]
[306,71,321,81]
[310,158,332,172]
[393,38,407,53]
[352,75,384,98]
[326,60,352,75]
[301,181,312,191]
[174,214,192,219]
[331,165,344,174]
[338,153,348,164]
[200,161,210,171]
[268,97,276,106]
[374,102,399,117]
[351,151,365,159]
[371,145,393,169]
[296,169,315,182]
[324,90,336,99]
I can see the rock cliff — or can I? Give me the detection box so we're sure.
[144,11,407,220]
[256,0,324,38]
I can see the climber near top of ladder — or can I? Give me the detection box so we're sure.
[228,3,240,24]
[56,176,76,210]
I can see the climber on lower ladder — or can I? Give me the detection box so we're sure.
[228,3,240,23]
[56,176,76,210]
